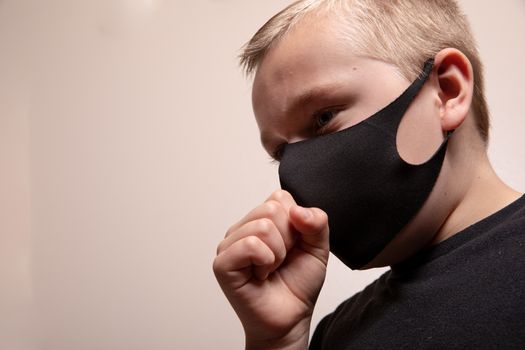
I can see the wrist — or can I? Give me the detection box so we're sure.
[245,319,311,350]
[245,336,308,350]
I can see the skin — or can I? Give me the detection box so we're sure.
[213,13,521,350]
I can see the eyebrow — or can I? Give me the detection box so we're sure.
[285,83,342,116]
[289,88,322,112]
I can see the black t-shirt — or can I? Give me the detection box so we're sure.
[310,196,525,349]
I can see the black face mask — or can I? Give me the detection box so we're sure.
[279,59,452,269]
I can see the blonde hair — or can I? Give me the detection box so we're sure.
[240,0,490,143]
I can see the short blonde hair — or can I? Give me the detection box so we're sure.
[240,0,490,143]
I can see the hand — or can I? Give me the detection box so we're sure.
[213,190,330,350]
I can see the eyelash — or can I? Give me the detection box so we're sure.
[313,108,340,135]
[270,107,342,163]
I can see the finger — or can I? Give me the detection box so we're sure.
[213,236,275,288]
[217,218,287,269]
[225,189,296,236]
[264,190,299,249]
[289,206,330,264]
[265,189,296,212]
[225,199,295,251]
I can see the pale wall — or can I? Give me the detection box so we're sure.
[0,1,524,349]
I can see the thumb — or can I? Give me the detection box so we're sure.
[289,205,330,260]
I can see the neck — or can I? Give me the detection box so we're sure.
[430,152,522,246]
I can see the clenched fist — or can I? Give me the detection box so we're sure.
[213,190,330,350]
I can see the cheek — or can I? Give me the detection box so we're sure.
[396,93,444,165]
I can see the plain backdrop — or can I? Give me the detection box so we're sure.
[1,1,524,349]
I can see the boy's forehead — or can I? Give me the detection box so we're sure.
[253,16,357,90]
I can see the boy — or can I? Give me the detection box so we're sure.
[213,0,525,349]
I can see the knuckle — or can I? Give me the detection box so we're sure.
[271,189,291,202]
[263,200,283,218]
[212,256,222,276]
[254,218,274,237]
[243,235,261,250]
[216,240,225,255]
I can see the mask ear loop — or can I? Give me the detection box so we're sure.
[364,58,435,138]
[417,129,453,167]
[390,59,452,164]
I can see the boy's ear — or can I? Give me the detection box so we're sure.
[433,48,474,131]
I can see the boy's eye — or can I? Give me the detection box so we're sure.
[314,109,340,133]
[316,110,336,127]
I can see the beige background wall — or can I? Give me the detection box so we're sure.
[0,1,524,349]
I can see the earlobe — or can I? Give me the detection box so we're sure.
[434,49,474,132]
